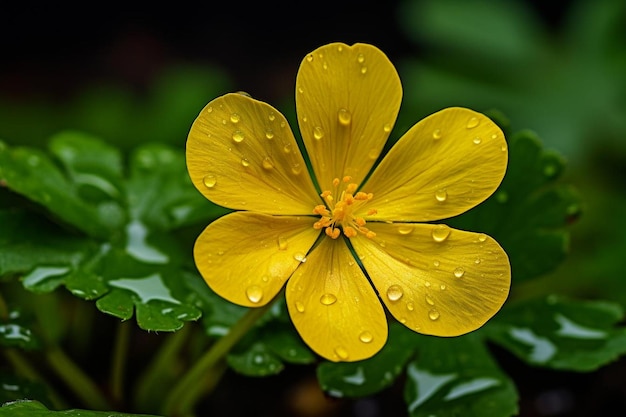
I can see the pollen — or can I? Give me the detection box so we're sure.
[312,177,377,239]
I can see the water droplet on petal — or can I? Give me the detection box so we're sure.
[338,108,352,125]
[283,143,292,153]
[368,148,379,160]
[359,331,373,343]
[433,129,442,139]
[313,126,325,140]
[360,66,367,74]
[232,130,244,143]
[431,225,451,242]
[334,346,349,360]
[265,129,274,139]
[383,123,392,133]
[203,175,217,188]
[294,252,307,262]
[435,188,448,202]
[206,106,213,113]
[230,113,240,123]
[320,293,337,305]
[291,164,302,175]
[306,54,314,62]
[295,301,305,313]
[473,136,482,145]
[406,302,415,311]
[357,53,365,63]
[397,225,414,235]
[440,284,447,290]
[241,158,250,167]
[262,157,274,170]
[474,257,481,264]
[425,295,435,306]
[433,260,440,267]
[277,236,288,250]
[386,285,404,301]
[477,233,487,242]
[454,267,465,278]
[246,285,263,303]
[268,113,276,121]
[428,309,440,321]
[466,117,480,129]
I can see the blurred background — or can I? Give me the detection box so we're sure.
[1,0,625,416]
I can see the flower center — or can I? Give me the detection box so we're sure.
[313,176,377,239]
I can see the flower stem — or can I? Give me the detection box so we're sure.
[45,345,112,410]
[162,302,274,417]
[134,324,191,412]
[110,319,131,405]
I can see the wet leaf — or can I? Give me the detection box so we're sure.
[227,341,285,377]
[0,376,52,410]
[0,399,162,416]
[317,322,416,397]
[485,295,626,371]
[0,310,40,350]
[449,130,582,281]
[0,137,219,332]
[403,333,518,417]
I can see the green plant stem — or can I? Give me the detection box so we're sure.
[2,348,68,409]
[110,319,131,405]
[162,302,274,417]
[134,324,191,412]
[45,345,112,410]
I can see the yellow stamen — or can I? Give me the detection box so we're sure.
[312,177,377,240]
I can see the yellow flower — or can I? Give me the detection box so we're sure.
[186,42,510,362]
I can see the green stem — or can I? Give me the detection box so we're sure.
[134,324,191,412]
[45,345,112,410]
[162,302,274,417]
[110,320,131,405]
[2,349,68,409]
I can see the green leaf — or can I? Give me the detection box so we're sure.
[0,377,52,410]
[0,141,112,239]
[485,295,626,372]
[403,333,518,417]
[449,130,582,281]
[0,136,218,332]
[227,341,285,377]
[317,322,415,397]
[0,310,40,350]
[0,399,162,416]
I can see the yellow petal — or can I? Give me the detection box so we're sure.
[361,108,507,221]
[286,237,387,362]
[193,212,319,307]
[351,222,510,336]
[187,93,320,214]
[295,42,402,190]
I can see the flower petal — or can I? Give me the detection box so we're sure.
[295,42,402,190]
[361,108,507,221]
[187,93,320,214]
[193,212,319,307]
[351,222,510,336]
[286,237,387,362]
